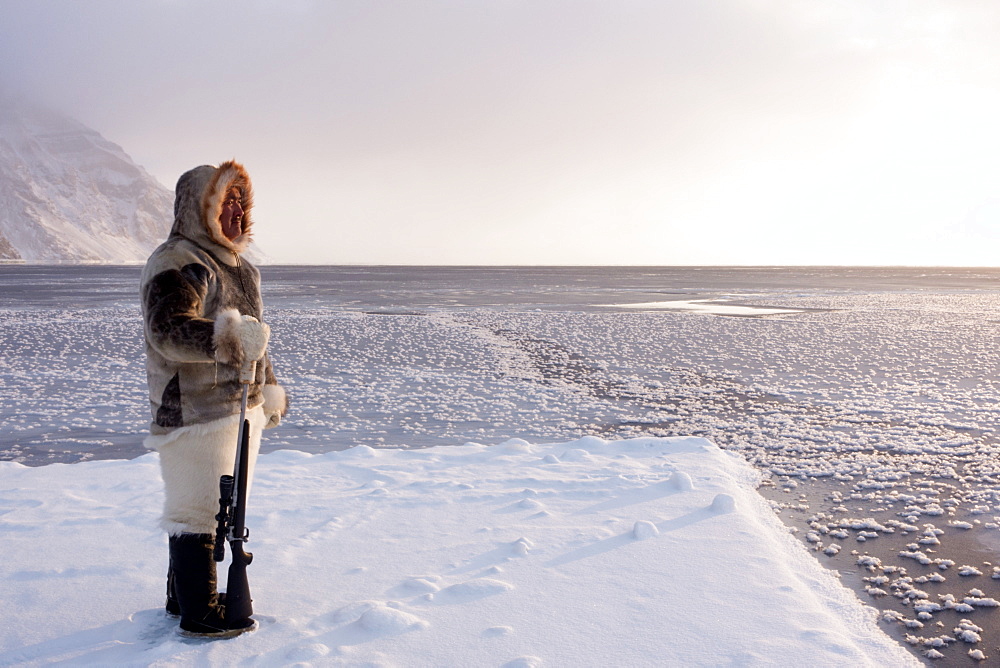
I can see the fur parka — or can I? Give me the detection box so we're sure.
[140,161,287,434]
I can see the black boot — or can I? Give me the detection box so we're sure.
[168,532,256,638]
[166,562,225,617]
[165,564,180,617]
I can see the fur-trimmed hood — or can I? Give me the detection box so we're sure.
[171,160,255,255]
[141,158,287,436]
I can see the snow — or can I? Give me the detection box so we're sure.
[0,436,918,667]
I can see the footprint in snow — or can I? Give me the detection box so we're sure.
[387,575,442,597]
[496,438,534,453]
[667,471,694,491]
[510,537,533,556]
[291,517,344,547]
[311,600,428,637]
[449,538,533,574]
[482,625,514,638]
[710,494,736,513]
[503,656,543,668]
[284,642,334,661]
[496,498,546,515]
[632,521,659,540]
[425,578,514,604]
[137,608,183,645]
[356,604,429,634]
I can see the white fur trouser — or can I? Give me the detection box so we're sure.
[146,406,265,536]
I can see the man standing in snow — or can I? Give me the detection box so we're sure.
[140,160,287,638]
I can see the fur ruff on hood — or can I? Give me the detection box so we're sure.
[171,160,255,256]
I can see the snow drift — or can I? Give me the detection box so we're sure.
[0,436,918,667]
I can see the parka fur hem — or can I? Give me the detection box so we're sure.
[143,408,261,452]
[151,405,265,536]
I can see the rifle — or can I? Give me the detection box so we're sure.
[214,371,255,622]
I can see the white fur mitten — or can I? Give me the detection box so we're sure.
[238,315,270,362]
[262,384,287,429]
[237,316,269,383]
[213,309,270,372]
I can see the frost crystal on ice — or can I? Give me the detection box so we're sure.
[857,555,882,571]
[954,620,983,644]
[963,596,1000,608]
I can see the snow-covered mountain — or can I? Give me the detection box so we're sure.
[0,101,173,263]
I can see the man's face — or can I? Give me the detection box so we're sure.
[220,187,243,241]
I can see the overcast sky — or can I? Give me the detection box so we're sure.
[2,0,999,265]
